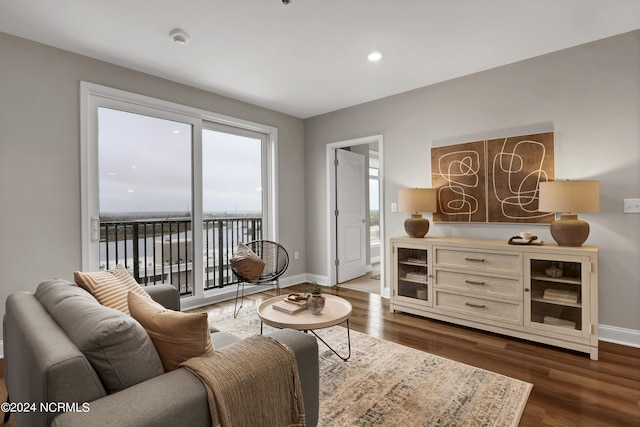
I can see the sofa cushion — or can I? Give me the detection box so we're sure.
[230,242,265,280]
[210,331,241,349]
[128,291,214,372]
[35,280,164,394]
[73,264,151,313]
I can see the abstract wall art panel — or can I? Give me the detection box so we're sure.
[431,131,555,224]
[487,133,555,223]
[432,141,487,223]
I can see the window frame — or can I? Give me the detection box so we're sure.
[80,82,278,305]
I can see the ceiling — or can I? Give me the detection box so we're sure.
[2,1,640,119]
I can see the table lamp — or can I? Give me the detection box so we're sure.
[398,188,437,238]
[538,180,600,247]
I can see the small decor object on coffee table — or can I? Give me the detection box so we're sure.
[272,293,308,315]
[306,283,325,314]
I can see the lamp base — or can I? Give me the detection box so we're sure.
[404,214,430,238]
[550,214,590,247]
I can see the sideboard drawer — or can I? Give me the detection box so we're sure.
[435,291,522,324]
[434,248,521,275]
[434,270,521,299]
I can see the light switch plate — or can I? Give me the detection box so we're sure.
[391,202,398,213]
[623,198,640,213]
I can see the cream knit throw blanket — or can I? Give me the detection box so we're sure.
[180,335,305,427]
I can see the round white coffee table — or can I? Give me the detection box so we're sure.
[257,294,352,361]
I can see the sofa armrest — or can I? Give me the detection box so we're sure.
[144,283,180,310]
[266,329,319,427]
[51,369,209,427]
[5,292,107,427]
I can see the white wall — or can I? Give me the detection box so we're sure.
[304,31,640,337]
[0,32,307,341]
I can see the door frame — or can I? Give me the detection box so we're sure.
[326,134,386,296]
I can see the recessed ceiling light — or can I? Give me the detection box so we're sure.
[368,51,382,62]
[170,29,190,45]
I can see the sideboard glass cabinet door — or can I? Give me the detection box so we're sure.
[525,253,592,339]
[395,246,430,305]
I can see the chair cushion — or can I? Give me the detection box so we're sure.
[73,264,151,313]
[35,280,164,394]
[230,242,265,280]
[128,291,214,372]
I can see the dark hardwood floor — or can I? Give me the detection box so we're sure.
[226,284,640,427]
[2,284,638,426]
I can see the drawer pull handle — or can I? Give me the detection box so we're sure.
[465,280,485,285]
[465,302,485,308]
[465,257,485,262]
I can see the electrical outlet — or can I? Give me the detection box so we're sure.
[624,198,640,213]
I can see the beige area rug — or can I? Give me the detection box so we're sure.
[211,309,532,427]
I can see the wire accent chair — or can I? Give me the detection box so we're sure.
[232,240,289,318]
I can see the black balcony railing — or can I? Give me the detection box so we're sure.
[100,217,262,296]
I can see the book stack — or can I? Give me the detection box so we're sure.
[543,288,578,304]
[543,316,576,329]
[405,272,425,281]
[272,297,308,315]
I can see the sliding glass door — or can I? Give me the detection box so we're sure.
[82,82,277,303]
[201,124,265,289]
[98,107,195,293]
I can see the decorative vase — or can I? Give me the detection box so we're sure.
[307,294,325,315]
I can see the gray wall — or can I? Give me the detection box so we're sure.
[0,32,306,340]
[304,30,640,333]
[2,28,638,343]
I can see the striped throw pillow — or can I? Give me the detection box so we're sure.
[74,264,150,313]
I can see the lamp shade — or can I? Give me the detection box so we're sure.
[398,188,437,213]
[538,180,600,213]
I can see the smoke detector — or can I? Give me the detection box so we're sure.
[170,29,190,45]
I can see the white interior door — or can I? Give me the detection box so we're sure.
[336,149,367,283]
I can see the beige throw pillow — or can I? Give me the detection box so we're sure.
[230,242,265,281]
[128,291,214,372]
[74,264,150,313]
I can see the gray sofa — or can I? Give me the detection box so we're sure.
[4,279,319,427]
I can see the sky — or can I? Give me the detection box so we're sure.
[98,108,262,214]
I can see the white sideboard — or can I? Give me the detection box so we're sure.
[390,236,599,360]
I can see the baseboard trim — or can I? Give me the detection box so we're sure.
[180,273,309,311]
[598,324,640,348]
[279,273,308,288]
[304,274,330,287]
